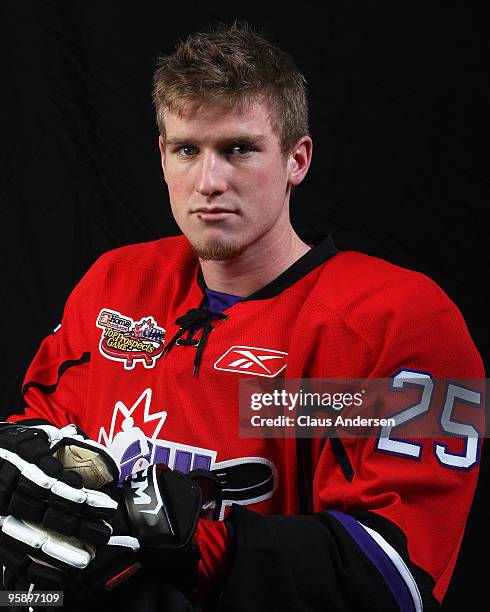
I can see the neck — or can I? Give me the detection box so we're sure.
[199,226,311,297]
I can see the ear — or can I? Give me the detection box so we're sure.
[158,135,166,175]
[287,136,313,187]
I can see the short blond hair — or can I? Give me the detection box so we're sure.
[152,21,309,154]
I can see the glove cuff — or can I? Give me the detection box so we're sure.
[141,542,200,596]
[122,464,222,596]
[122,464,202,550]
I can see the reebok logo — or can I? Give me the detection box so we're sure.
[214,346,287,377]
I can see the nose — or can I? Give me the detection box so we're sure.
[195,151,227,197]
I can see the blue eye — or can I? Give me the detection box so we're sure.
[178,145,196,156]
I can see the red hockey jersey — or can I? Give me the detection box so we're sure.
[8,235,484,610]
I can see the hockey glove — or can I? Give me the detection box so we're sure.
[114,463,222,595]
[1,462,222,600]
[0,511,142,599]
[0,422,119,544]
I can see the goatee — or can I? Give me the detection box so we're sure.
[191,240,247,261]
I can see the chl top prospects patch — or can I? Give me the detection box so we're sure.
[96,308,166,369]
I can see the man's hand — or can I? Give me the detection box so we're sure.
[4,464,223,597]
[1,423,222,600]
[0,513,142,598]
[114,463,222,594]
[0,421,142,599]
[0,422,118,541]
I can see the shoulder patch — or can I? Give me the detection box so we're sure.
[96,308,166,370]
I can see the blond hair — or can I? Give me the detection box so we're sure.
[152,21,309,154]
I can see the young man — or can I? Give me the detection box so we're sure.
[0,22,484,611]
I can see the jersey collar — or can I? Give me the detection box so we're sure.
[196,234,339,301]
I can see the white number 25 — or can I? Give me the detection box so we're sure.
[376,370,482,470]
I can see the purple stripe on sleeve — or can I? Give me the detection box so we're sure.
[326,510,415,612]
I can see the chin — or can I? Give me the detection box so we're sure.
[190,239,247,261]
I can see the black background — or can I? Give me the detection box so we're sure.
[0,1,488,609]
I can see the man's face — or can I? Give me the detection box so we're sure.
[159,100,303,260]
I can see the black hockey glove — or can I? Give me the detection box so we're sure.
[0,422,119,541]
[0,421,140,600]
[112,463,222,595]
[1,461,221,601]
[0,506,141,600]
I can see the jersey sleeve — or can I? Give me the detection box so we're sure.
[311,272,485,606]
[7,262,100,428]
[217,272,485,611]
